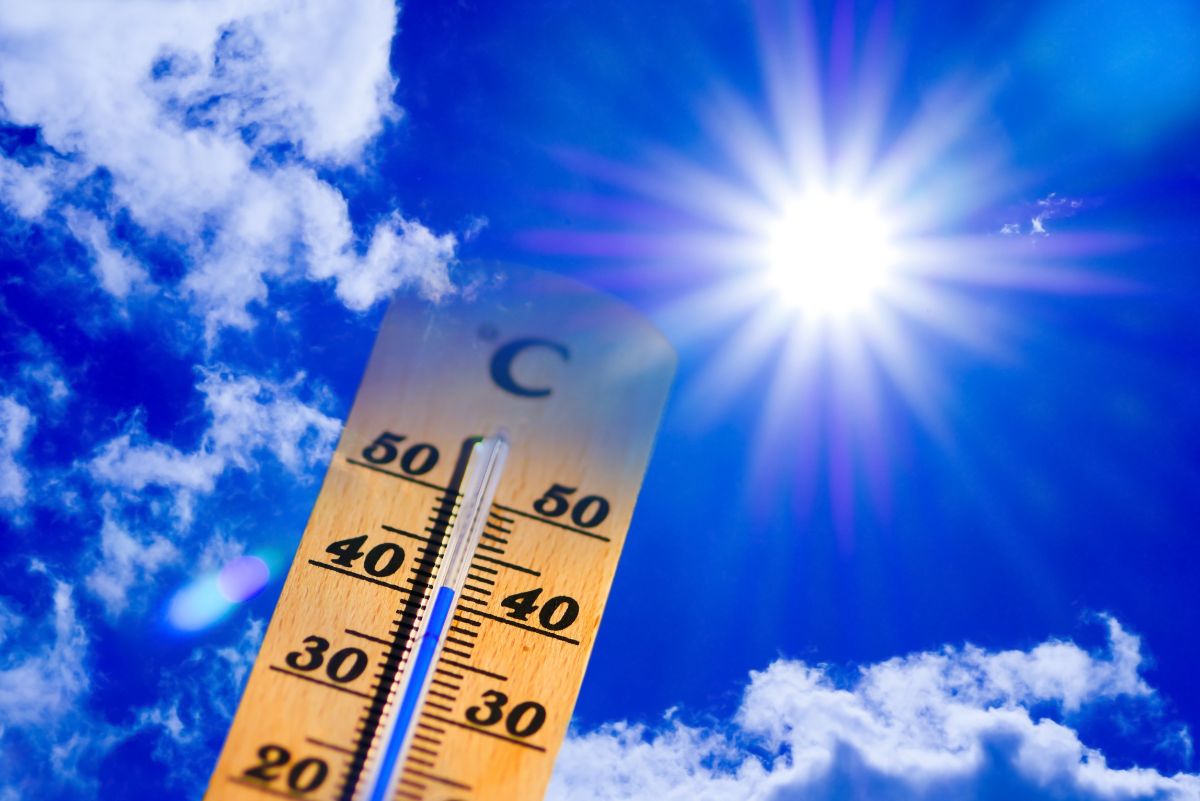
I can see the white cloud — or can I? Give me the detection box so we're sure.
[0,568,128,797]
[0,576,88,731]
[0,397,34,508]
[295,174,457,311]
[0,600,20,649]
[83,367,339,614]
[89,433,223,509]
[138,618,265,790]
[89,367,340,525]
[1031,192,1082,236]
[461,215,489,242]
[64,209,151,300]
[22,362,69,406]
[549,618,1200,801]
[191,367,341,474]
[1001,192,1085,237]
[141,617,263,743]
[0,157,55,220]
[0,0,455,333]
[84,511,179,617]
[194,532,249,574]
[181,167,455,336]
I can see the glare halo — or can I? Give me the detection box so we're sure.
[529,2,1114,528]
[759,189,899,318]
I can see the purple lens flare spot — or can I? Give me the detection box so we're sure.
[217,555,270,602]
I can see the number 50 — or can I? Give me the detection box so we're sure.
[532,483,609,528]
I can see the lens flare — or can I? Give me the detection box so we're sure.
[217,555,271,602]
[167,553,273,632]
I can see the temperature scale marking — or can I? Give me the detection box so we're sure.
[205,268,675,800]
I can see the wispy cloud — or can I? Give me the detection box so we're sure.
[0,398,34,509]
[88,368,340,526]
[0,2,461,796]
[0,567,110,799]
[0,565,260,798]
[138,619,265,792]
[63,210,151,301]
[82,368,340,615]
[1001,192,1085,237]
[19,360,69,407]
[84,511,180,618]
[0,571,88,729]
[550,618,1199,801]
[0,157,54,221]
[0,0,456,336]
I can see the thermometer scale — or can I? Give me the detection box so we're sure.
[205,267,675,800]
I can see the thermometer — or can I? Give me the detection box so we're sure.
[204,266,676,801]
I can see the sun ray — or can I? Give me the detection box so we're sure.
[532,1,1125,527]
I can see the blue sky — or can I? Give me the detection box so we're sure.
[1,1,1199,799]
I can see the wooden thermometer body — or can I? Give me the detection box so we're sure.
[205,267,675,801]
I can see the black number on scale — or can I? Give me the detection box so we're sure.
[326,535,405,577]
[465,690,547,738]
[500,588,580,631]
[361,431,440,476]
[532,483,610,528]
[243,745,289,781]
[284,636,368,683]
[243,745,329,793]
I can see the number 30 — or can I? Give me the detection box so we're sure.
[465,689,547,738]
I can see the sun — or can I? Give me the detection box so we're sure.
[759,190,899,318]
[525,2,1109,528]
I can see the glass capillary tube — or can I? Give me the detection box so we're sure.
[359,433,510,801]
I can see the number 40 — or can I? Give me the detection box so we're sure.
[500,588,580,632]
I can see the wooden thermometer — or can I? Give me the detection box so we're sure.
[205,267,675,801]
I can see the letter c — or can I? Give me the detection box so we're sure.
[490,338,570,398]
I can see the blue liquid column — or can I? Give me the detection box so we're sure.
[366,586,456,801]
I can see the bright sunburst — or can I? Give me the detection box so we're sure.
[757,189,899,318]
[527,2,1114,528]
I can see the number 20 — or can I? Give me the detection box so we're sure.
[242,745,327,793]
